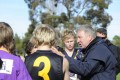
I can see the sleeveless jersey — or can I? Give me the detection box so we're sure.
[25,50,64,80]
[62,48,78,59]
[62,48,79,80]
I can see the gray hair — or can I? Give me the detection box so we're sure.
[77,24,96,39]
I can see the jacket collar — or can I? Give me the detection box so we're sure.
[82,37,103,54]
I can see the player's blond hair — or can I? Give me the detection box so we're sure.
[33,24,56,47]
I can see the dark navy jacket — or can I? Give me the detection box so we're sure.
[65,37,117,80]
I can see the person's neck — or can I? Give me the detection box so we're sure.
[65,48,74,57]
[37,45,51,50]
[0,46,10,53]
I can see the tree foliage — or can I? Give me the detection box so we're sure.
[112,35,120,46]
[14,34,23,55]
[23,0,113,50]
[24,0,112,28]
[22,20,37,48]
[85,0,112,27]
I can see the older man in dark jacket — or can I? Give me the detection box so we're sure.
[52,25,117,80]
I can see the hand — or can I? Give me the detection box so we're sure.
[51,46,65,57]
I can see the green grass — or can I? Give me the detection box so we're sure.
[116,73,120,80]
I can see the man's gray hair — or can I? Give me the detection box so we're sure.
[77,24,96,38]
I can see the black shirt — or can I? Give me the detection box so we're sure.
[25,50,64,80]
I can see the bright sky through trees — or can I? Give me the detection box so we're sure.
[0,0,120,40]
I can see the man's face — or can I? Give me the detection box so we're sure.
[77,30,91,48]
[64,36,75,51]
[96,32,106,38]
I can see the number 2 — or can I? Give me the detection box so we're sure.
[33,56,51,80]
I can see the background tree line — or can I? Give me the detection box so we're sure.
[14,0,120,55]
